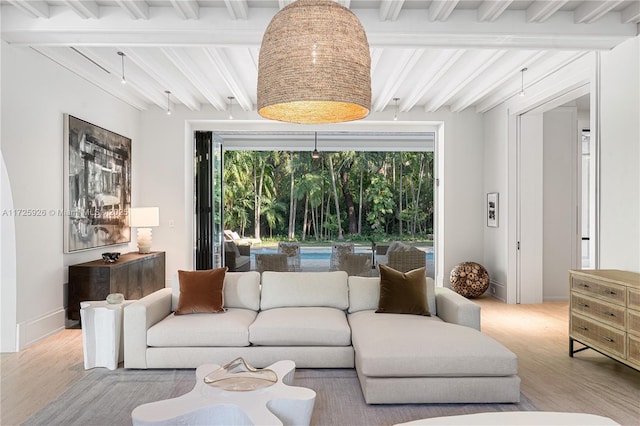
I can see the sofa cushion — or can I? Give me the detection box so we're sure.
[348,276,436,315]
[249,307,351,346]
[349,310,518,377]
[148,308,256,347]
[172,271,260,312]
[376,265,430,316]
[260,271,349,310]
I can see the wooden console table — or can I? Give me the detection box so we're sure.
[68,251,165,321]
[569,269,640,371]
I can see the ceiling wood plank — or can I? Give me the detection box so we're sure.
[170,0,199,20]
[477,0,513,22]
[379,0,404,21]
[162,48,226,110]
[65,1,100,19]
[224,0,248,20]
[526,0,568,23]
[425,50,507,112]
[450,50,548,112]
[115,0,149,20]
[621,1,640,24]
[204,47,253,111]
[373,49,425,112]
[121,47,201,110]
[401,49,466,111]
[428,0,460,22]
[370,48,383,75]
[574,0,623,24]
[7,0,49,19]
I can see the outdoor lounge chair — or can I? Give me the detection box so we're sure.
[277,242,301,272]
[224,230,262,247]
[224,241,251,272]
[255,253,289,273]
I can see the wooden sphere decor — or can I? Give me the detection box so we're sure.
[449,262,490,298]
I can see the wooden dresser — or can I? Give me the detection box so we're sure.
[68,251,165,321]
[569,269,640,371]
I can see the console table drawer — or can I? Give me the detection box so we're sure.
[628,310,640,336]
[571,313,625,358]
[571,293,625,329]
[571,277,625,305]
[629,288,640,311]
[628,334,640,368]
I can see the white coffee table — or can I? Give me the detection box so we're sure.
[131,360,316,426]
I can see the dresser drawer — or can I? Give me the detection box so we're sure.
[628,334,640,368]
[629,288,640,311]
[571,293,625,329]
[571,276,626,305]
[628,309,640,336]
[571,313,626,358]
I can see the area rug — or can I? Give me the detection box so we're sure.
[25,368,537,425]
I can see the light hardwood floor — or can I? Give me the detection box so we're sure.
[1,297,639,425]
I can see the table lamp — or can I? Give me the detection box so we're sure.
[129,207,159,254]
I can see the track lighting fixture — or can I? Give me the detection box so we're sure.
[393,97,400,121]
[228,96,235,120]
[312,132,320,159]
[520,68,528,97]
[117,51,126,84]
[165,91,172,115]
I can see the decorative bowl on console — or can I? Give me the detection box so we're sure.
[102,252,121,263]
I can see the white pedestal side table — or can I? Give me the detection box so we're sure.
[80,300,133,370]
[131,360,316,426]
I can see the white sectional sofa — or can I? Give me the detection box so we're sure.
[124,270,520,404]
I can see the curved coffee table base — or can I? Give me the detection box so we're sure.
[132,360,315,426]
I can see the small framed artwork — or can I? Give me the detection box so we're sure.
[487,192,498,228]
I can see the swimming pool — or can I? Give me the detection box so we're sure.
[251,247,434,261]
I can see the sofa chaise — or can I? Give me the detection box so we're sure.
[124,270,520,404]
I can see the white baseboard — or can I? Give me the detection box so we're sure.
[17,308,65,350]
[489,280,507,302]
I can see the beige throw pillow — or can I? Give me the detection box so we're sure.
[376,264,430,316]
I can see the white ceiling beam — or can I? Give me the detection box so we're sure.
[115,0,149,20]
[7,0,49,18]
[428,0,460,22]
[204,47,253,111]
[335,0,351,8]
[574,0,623,24]
[425,50,507,112]
[170,0,199,20]
[120,48,201,111]
[278,0,294,10]
[224,0,248,20]
[379,0,405,21]
[370,48,384,75]
[162,48,226,110]
[2,8,635,51]
[475,51,588,113]
[373,49,425,112]
[450,50,548,112]
[526,0,568,23]
[65,1,100,19]
[477,0,513,22]
[401,49,465,111]
[34,46,149,110]
[621,1,640,24]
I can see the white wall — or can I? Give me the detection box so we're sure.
[599,36,640,271]
[483,35,640,305]
[1,43,140,351]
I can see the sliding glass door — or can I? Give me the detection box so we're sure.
[194,131,224,270]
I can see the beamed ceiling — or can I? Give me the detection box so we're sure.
[1,0,638,115]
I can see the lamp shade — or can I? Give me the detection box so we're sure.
[129,207,159,227]
[257,0,371,124]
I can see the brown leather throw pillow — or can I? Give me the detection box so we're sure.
[174,268,227,315]
[376,264,430,316]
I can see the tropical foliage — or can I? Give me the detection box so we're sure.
[223,151,434,241]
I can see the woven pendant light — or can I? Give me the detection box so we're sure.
[257,0,371,124]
